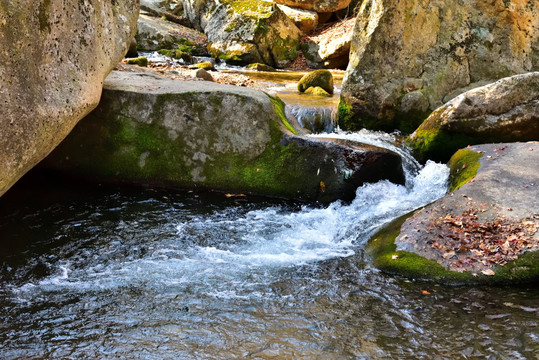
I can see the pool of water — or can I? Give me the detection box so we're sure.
[1,152,537,359]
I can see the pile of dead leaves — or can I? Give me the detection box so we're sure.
[429,208,538,273]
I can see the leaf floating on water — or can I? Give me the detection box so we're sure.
[481,269,495,276]
[319,181,326,192]
[225,193,247,198]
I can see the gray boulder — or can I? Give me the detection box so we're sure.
[339,0,539,133]
[273,0,352,13]
[406,72,539,162]
[40,71,405,202]
[367,142,539,285]
[0,0,139,197]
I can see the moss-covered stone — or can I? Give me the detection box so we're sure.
[246,63,276,72]
[126,56,148,67]
[195,61,215,71]
[298,70,334,94]
[366,214,539,285]
[447,149,483,191]
[158,49,194,63]
[305,86,331,96]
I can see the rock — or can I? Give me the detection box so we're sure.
[340,0,539,133]
[126,56,149,67]
[367,142,539,285]
[183,0,302,68]
[39,71,405,202]
[194,68,214,81]
[305,86,330,96]
[140,0,188,26]
[277,4,318,33]
[406,72,539,163]
[246,63,277,72]
[135,13,207,52]
[298,69,334,94]
[126,38,139,58]
[301,17,354,69]
[273,0,352,13]
[194,61,215,71]
[0,0,139,197]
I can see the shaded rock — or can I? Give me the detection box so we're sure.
[301,17,354,69]
[126,38,139,58]
[368,142,539,285]
[40,71,405,202]
[194,68,214,81]
[184,0,302,68]
[277,4,318,33]
[0,0,139,197]
[135,13,207,52]
[273,0,352,13]
[141,0,188,26]
[340,0,539,132]
[305,86,330,96]
[406,72,539,163]
[298,69,334,94]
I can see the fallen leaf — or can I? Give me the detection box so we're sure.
[391,254,399,260]
[421,290,431,295]
[481,269,495,276]
[225,193,247,198]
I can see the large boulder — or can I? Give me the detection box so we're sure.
[406,72,539,163]
[183,0,302,68]
[273,0,352,13]
[277,4,318,33]
[0,0,139,197]
[367,142,539,285]
[339,0,539,133]
[39,71,405,202]
[135,13,207,52]
[301,17,354,69]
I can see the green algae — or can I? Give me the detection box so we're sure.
[447,149,483,191]
[267,95,298,135]
[366,213,539,285]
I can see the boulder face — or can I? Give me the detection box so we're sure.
[277,4,318,33]
[406,72,539,163]
[0,0,139,197]
[339,0,539,133]
[368,142,539,285]
[184,0,302,67]
[273,0,352,13]
[40,71,405,202]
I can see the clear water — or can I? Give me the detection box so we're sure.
[1,140,537,358]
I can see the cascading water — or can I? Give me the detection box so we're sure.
[0,69,537,359]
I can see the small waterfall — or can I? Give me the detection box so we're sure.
[287,104,337,133]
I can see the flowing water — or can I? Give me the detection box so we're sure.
[1,65,538,359]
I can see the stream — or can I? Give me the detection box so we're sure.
[0,66,537,359]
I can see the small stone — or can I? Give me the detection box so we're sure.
[194,69,214,82]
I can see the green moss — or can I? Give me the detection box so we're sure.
[366,214,539,285]
[126,56,148,67]
[221,0,273,19]
[270,37,299,65]
[267,95,298,135]
[297,70,334,94]
[305,86,330,96]
[158,49,193,63]
[196,62,214,71]
[337,99,358,131]
[447,149,483,191]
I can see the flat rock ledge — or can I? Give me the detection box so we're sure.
[367,142,538,285]
[40,70,404,203]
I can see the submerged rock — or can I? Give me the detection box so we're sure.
[184,0,302,68]
[298,69,334,94]
[0,0,139,197]
[367,142,539,285]
[40,71,404,202]
[406,72,539,163]
[340,0,539,133]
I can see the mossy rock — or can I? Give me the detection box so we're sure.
[158,49,194,63]
[304,86,331,96]
[195,62,215,71]
[366,214,539,285]
[298,69,334,94]
[126,56,148,67]
[246,63,276,72]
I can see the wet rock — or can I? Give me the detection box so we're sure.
[273,0,352,13]
[0,0,139,197]
[305,86,330,96]
[246,63,277,72]
[183,0,302,68]
[368,142,539,285]
[298,70,334,94]
[406,72,539,163]
[194,68,214,81]
[277,4,318,33]
[40,70,404,202]
[340,0,539,132]
[135,13,207,52]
